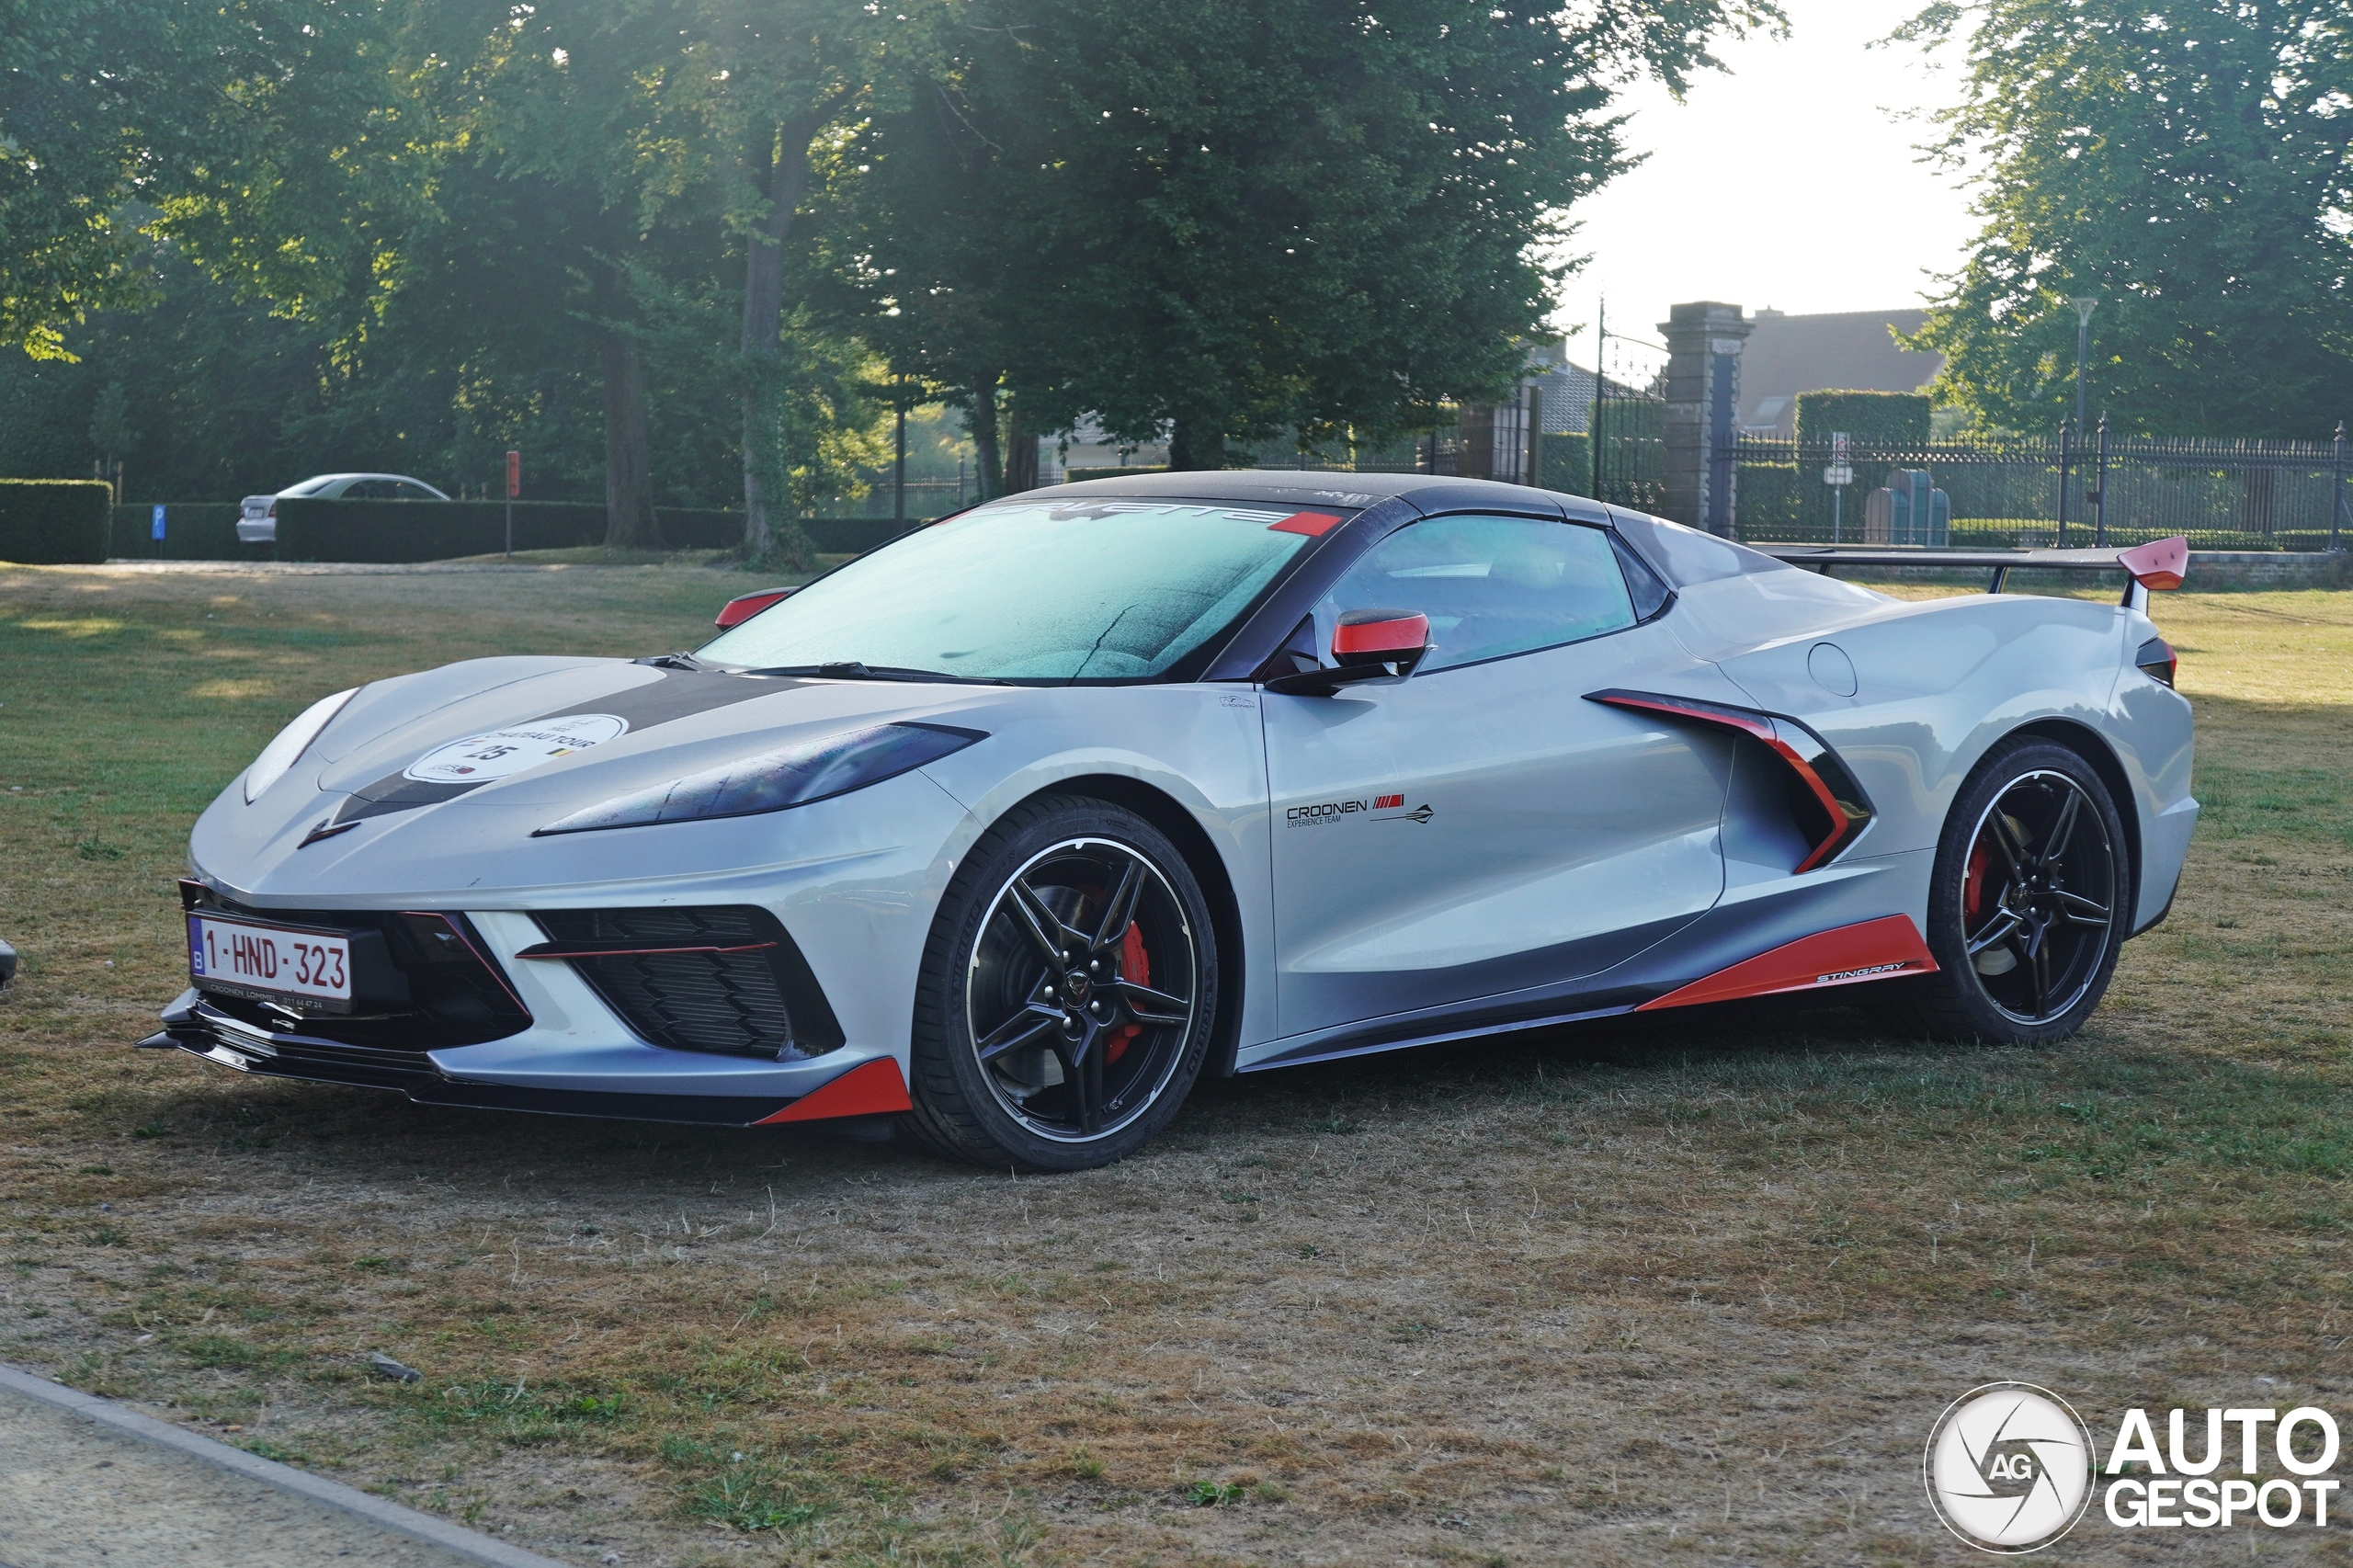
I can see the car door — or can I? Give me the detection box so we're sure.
[1261,512,1733,1040]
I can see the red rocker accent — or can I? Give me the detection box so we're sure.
[1637,915,1937,1012]
[752,1056,915,1125]
[2118,535,2188,592]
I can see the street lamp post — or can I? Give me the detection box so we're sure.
[2093,413,2110,547]
[2068,296,2099,437]
[2325,421,2343,555]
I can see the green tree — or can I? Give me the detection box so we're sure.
[397,0,931,556]
[665,0,928,562]
[841,0,1774,475]
[2,0,408,360]
[1904,0,2353,439]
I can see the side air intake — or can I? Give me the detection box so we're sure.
[519,906,844,1062]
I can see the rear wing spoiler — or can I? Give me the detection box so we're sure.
[1756,536,2188,609]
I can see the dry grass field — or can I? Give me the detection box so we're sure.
[2,560,2350,1566]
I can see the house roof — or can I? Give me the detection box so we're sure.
[1529,358,1649,435]
[1738,309,1943,434]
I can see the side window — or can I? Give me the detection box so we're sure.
[1315,515,1638,673]
[391,481,431,500]
[343,479,388,499]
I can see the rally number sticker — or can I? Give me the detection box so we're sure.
[402,714,628,784]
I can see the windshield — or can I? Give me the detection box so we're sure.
[699,497,1338,682]
[283,475,347,496]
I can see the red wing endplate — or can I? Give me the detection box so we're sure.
[2118,536,2188,592]
[1639,915,1937,1012]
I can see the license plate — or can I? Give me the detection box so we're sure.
[188,913,353,1011]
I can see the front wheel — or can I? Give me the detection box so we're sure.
[904,796,1218,1171]
[1889,738,2131,1043]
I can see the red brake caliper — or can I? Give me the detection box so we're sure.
[1963,839,1990,926]
[1108,921,1148,1063]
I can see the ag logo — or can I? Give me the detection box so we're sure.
[1924,1382,2096,1552]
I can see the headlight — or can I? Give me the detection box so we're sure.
[533,722,984,836]
[243,687,358,803]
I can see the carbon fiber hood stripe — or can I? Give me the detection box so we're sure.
[327,670,801,825]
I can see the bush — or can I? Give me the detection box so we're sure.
[1540,432,1592,496]
[1792,391,1931,450]
[110,503,246,561]
[1733,462,1808,540]
[0,480,111,563]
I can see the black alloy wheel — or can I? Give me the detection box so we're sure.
[905,796,1218,1170]
[1888,739,2131,1044]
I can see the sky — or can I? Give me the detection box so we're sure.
[1553,0,1982,369]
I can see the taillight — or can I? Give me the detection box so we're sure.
[2135,636,2177,688]
[267,499,278,517]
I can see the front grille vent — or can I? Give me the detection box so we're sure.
[531,906,842,1062]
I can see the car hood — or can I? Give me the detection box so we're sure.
[194,657,1001,904]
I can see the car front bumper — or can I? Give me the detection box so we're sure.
[143,984,913,1127]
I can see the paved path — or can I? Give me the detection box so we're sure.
[0,1367,565,1568]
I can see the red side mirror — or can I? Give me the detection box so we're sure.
[1332,609,1430,670]
[714,586,797,630]
[2118,536,2188,592]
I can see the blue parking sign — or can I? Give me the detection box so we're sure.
[151,504,166,540]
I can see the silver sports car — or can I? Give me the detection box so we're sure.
[148,472,2197,1170]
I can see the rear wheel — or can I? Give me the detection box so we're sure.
[1888,739,2131,1043]
[904,796,1217,1171]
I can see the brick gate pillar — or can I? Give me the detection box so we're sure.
[1658,301,1753,537]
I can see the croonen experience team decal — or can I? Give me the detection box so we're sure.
[1284,792,1433,828]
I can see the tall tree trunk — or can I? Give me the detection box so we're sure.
[1166,415,1220,472]
[969,373,1004,499]
[600,332,655,547]
[740,107,839,568]
[1003,401,1039,494]
[596,267,659,549]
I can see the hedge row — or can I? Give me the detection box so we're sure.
[0,480,112,563]
[1791,391,1932,450]
[110,502,246,560]
[270,501,914,562]
[15,491,933,565]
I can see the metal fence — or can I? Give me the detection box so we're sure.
[805,476,969,520]
[1733,428,2352,551]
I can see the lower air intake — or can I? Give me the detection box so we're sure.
[530,906,843,1062]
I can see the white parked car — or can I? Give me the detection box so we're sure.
[237,473,450,545]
